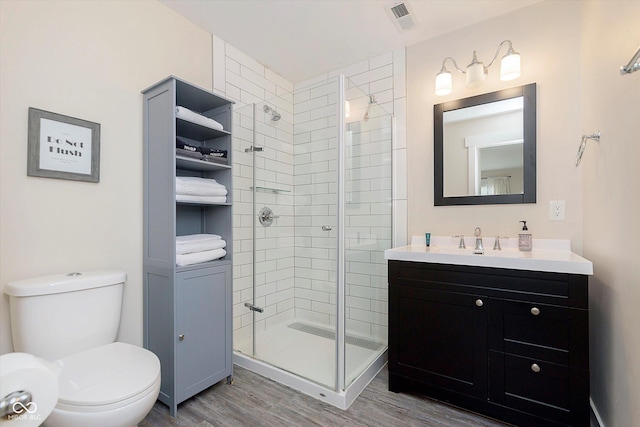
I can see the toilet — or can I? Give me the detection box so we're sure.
[4,271,160,427]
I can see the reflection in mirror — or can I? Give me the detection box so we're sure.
[434,84,536,206]
[444,97,523,197]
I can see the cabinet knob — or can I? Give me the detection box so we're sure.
[531,363,541,373]
[475,299,483,307]
[178,334,185,341]
[530,307,540,316]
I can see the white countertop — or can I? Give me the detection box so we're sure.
[385,236,593,275]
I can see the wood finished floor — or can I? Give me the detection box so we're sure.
[141,365,516,427]
[141,365,600,426]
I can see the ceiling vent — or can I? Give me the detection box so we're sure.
[385,1,417,32]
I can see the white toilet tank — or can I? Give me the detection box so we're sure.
[5,271,127,361]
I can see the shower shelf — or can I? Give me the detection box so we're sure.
[251,186,291,194]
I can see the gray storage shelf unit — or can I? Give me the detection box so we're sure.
[142,76,234,416]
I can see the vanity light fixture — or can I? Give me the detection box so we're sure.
[435,40,521,96]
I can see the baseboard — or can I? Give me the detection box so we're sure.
[590,398,605,427]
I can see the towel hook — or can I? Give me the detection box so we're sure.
[575,131,601,167]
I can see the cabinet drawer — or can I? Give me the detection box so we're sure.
[489,351,571,424]
[496,300,569,351]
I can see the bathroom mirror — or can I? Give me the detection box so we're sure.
[434,83,536,205]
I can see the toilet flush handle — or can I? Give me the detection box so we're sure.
[0,390,33,418]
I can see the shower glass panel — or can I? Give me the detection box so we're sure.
[232,75,391,399]
[343,79,392,388]
[232,102,257,357]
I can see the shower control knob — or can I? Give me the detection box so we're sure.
[258,207,279,227]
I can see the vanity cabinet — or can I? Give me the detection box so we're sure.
[142,76,234,416]
[388,260,589,427]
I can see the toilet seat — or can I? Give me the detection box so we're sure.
[54,342,160,412]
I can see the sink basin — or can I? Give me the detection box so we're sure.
[384,236,593,275]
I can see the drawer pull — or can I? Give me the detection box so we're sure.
[531,363,541,373]
[475,299,483,307]
[178,334,185,341]
[530,307,540,316]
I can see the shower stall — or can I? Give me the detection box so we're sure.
[232,75,392,408]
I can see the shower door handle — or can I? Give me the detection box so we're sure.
[322,225,332,231]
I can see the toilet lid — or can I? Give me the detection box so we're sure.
[56,342,160,407]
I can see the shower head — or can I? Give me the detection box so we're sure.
[263,105,281,121]
[363,94,377,121]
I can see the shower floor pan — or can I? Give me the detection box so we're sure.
[233,319,387,409]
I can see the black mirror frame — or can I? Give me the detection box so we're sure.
[434,83,537,206]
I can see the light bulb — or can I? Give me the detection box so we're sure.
[435,70,452,96]
[466,62,486,88]
[500,52,521,81]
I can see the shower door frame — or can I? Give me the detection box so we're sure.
[335,75,346,393]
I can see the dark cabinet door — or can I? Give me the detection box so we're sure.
[389,284,488,399]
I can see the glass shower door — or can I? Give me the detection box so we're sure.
[249,92,298,378]
[285,77,340,388]
[246,78,341,390]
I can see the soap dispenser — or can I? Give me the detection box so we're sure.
[518,221,532,252]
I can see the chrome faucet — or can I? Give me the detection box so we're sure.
[493,236,508,250]
[493,236,502,251]
[453,235,466,249]
[473,227,484,255]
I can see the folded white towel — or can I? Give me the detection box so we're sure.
[176,234,222,245]
[176,194,227,204]
[176,248,226,266]
[176,176,225,187]
[176,238,226,255]
[176,106,224,131]
[176,176,227,196]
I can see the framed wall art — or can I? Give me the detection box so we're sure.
[27,107,101,182]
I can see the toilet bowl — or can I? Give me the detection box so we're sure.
[4,271,161,427]
[44,342,160,427]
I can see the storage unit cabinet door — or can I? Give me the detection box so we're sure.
[176,265,231,402]
[389,284,488,399]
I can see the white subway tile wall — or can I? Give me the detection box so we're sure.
[293,78,339,329]
[213,35,407,351]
